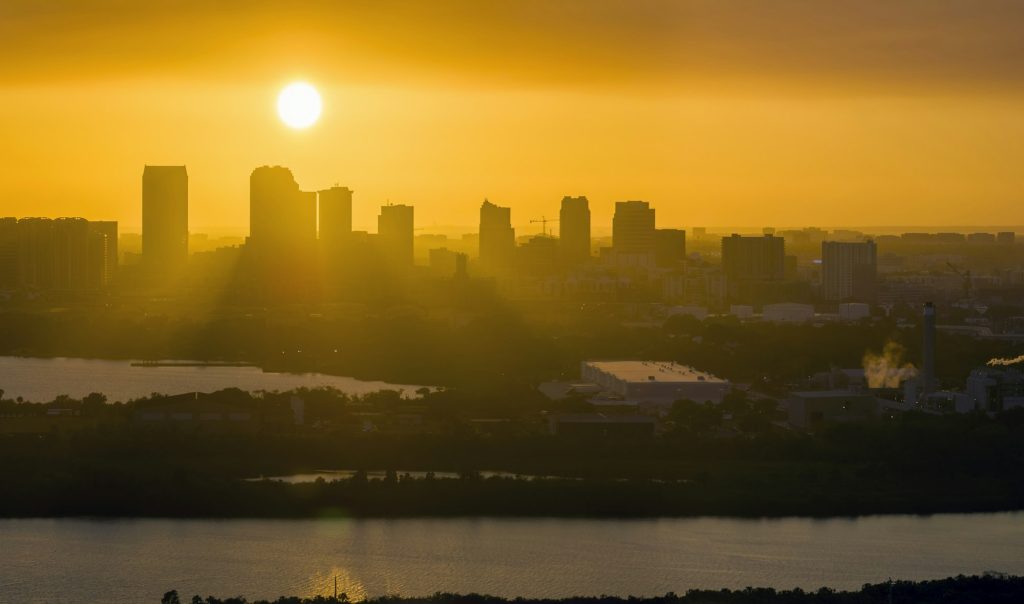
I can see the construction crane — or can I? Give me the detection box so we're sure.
[946,261,972,300]
[529,216,559,236]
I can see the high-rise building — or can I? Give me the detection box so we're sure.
[249,166,317,260]
[87,221,118,286]
[612,200,656,267]
[997,231,1016,245]
[559,196,590,265]
[318,186,353,252]
[721,234,785,282]
[655,229,686,268]
[377,204,414,267]
[5,217,111,291]
[479,199,515,270]
[249,166,318,296]
[142,165,188,278]
[821,240,877,301]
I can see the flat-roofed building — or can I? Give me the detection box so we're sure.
[581,360,730,404]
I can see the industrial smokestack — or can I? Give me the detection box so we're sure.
[922,302,936,394]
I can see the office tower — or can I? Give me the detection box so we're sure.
[318,186,353,252]
[613,201,656,253]
[559,196,590,265]
[87,221,118,286]
[15,218,56,289]
[721,234,785,281]
[249,166,318,298]
[997,231,1016,245]
[429,247,468,279]
[479,199,515,269]
[142,165,188,278]
[9,218,107,292]
[519,235,559,275]
[377,204,414,267]
[821,240,877,301]
[655,229,686,268]
[249,165,317,260]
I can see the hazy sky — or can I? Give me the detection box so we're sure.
[2,0,1023,233]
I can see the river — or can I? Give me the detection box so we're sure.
[0,356,422,402]
[0,514,1021,603]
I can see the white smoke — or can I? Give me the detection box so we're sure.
[863,341,917,388]
[987,355,1024,367]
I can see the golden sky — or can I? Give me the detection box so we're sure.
[2,0,1023,234]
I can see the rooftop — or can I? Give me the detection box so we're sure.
[584,361,727,384]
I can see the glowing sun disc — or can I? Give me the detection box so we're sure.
[277,82,322,129]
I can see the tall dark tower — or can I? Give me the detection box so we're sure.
[249,166,317,298]
[318,186,353,253]
[559,196,590,265]
[142,165,188,280]
[378,204,414,268]
[922,302,937,394]
[479,199,515,271]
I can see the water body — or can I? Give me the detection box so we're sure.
[0,356,422,402]
[1,514,1021,603]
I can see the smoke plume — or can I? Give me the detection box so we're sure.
[987,355,1024,367]
[863,341,917,388]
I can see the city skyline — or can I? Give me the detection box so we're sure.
[6,160,1024,238]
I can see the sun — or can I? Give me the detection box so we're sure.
[277,82,322,129]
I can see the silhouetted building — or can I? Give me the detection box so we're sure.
[559,196,590,265]
[3,217,112,292]
[997,232,1016,245]
[318,186,353,252]
[87,221,118,286]
[519,235,559,275]
[721,234,788,304]
[654,229,686,268]
[479,199,515,270]
[721,234,784,281]
[142,165,188,279]
[429,247,468,279]
[249,166,317,297]
[822,240,877,301]
[378,204,415,268]
[612,200,656,267]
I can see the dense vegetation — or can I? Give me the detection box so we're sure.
[161,575,1024,604]
[0,306,1020,391]
[2,396,1022,518]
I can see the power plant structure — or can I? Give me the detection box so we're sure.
[922,302,937,395]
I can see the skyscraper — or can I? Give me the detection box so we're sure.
[249,166,317,259]
[318,186,353,252]
[721,234,785,281]
[612,200,656,266]
[249,166,317,297]
[655,229,686,268]
[479,199,515,270]
[87,220,118,286]
[559,196,590,265]
[377,204,414,268]
[822,240,877,301]
[142,165,188,278]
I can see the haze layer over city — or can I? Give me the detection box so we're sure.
[1,2,1023,604]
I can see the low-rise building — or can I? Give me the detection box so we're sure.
[581,360,730,404]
